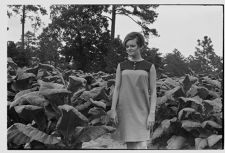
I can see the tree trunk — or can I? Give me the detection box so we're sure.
[111,5,116,41]
[21,5,25,52]
[76,31,87,71]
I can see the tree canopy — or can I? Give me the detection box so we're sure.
[163,49,190,77]
[187,36,223,79]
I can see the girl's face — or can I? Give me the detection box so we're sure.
[125,38,141,57]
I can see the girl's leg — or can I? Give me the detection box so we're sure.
[126,141,147,149]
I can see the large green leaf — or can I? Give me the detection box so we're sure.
[181,120,202,131]
[71,125,115,145]
[88,107,106,116]
[159,86,184,105]
[8,90,15,101]
[178,107,199,120]
[71,88,86,104]
[208,112,223,125]
[195,138,208,149]
[38,80,64,91]
[186,84,198,97]
[201,120,222,129]
[75,101,92,111]
[7,123,61,145]
[197,86,210,100]
[63,70,73,81]
[88,107,107,125]
[89,98,106,109]
[187,85,211,100]
[39,89,71,106]
[101,73,115,81]
[10,91,49,108]
[179,96,203,113]
[56,105,88,139]
[37,69,51,80]
[11,72,36,92]
[14,105,47,131]
[38,63,55,72]
[7,71,16,84]
[25,65,39,76]
[202,76,221,89]
[91,80,107,89]
[89,115,110,126]
[203,98,222,114]
[43,75,61,83]
[208,90,220,99]
[67,76,87,93]
[80,86,109,102]
[182,75,198,93]
[7,57,17,70]
[83,75,95,86]
[107,79,115,88]
[14,87,38,100]
[163,77,180,90]
[207,134,222,147]
[195,134,222,149]
[44,104,61,120]
[166,135,186,149]
[152,117,177,140]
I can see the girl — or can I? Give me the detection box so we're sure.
[110,32,157,149]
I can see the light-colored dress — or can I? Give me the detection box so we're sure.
[116,60,152,142]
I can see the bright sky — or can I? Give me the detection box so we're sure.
[7,4,223,58]
[115,5,223,57]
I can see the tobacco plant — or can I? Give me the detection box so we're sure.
[151,74,223,149]
[7,58,115,149]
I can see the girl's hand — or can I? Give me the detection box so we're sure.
[147,115,155,134]
[108,109,118,125]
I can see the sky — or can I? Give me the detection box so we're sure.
[7,4,223,58]
[114,5,223,57]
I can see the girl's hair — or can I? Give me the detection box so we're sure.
[123,32,145,47]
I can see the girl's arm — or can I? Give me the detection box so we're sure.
[148,64,157,121]
[111,63,122,110]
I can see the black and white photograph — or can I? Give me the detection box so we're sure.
[4,0,224,151]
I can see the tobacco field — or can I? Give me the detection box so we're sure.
[7,57,223,149]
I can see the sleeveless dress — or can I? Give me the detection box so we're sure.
[115,59,152,142]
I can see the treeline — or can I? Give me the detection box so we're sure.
[7,35,223,79]
[7,5,223,79]
[162,36,223,79]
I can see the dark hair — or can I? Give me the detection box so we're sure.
[123,32,145,47]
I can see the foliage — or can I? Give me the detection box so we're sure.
[7,41,18,58]
[104,37,127,73]
[49,5,111,72]
[163,49,190,77]
[37,26,61,66]
[111,5,159,38]
[152,74,223,149]
[7,41,30,67]
[7,58,116,149]
[187,36,223,79]
[22,31,39,59]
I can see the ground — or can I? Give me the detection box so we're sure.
[82,133,126,149]
[82,133,159,149]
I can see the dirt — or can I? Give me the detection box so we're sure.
[82,133,159,149]
[82,133,126,149]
